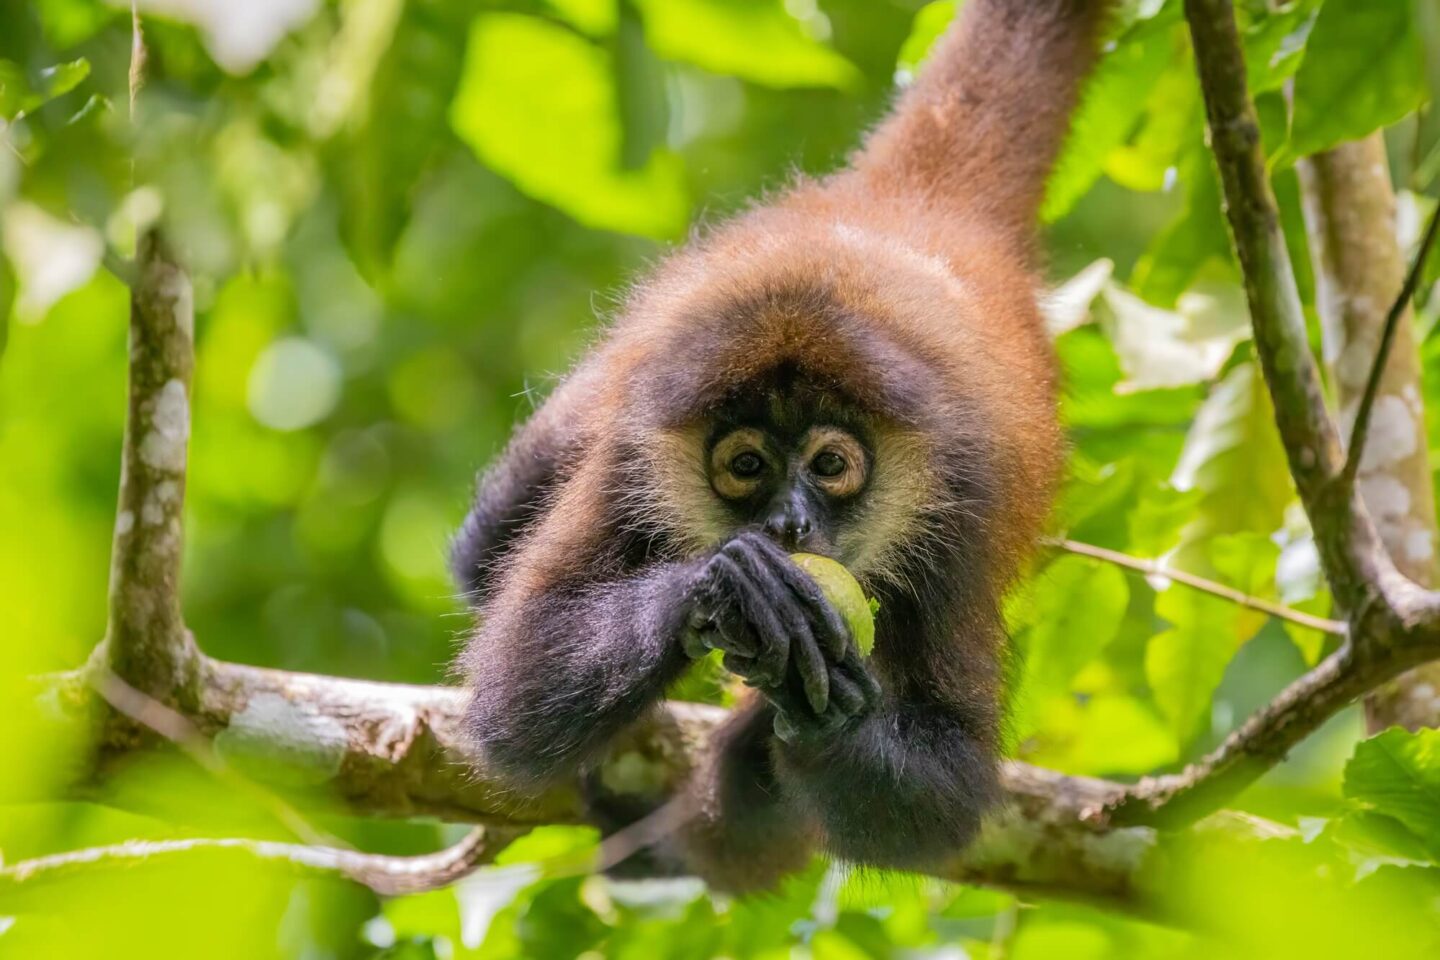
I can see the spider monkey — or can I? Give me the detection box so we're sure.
[453,0,1110,891]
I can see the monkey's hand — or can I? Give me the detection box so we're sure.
[682,532,882,740]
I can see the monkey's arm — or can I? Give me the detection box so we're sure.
[451,364,606,599]
[463,559,700,788]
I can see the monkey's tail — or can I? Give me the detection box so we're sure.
[855,0,1113,238]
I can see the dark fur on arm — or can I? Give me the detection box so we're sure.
[464,561,698,788]
[451,365,606,599]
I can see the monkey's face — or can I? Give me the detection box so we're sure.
[707,422,870,557]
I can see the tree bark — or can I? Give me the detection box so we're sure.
[1298,134,1440,732]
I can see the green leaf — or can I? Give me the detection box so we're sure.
[1344,728,1440,856]
[1241,1,1319,95]
[1020,555,1130,694]
[1024,694,1179,776]
[896,1,959,76]
[331,0,466,278]
[0,56,89,119]
[1041,20,1175,222]
[1170,361,1293,552]
[1146,587,1241,745]
[631,0,860,90]
[548,0,618,36]
[1102,49,1201,194]
[1289,0,1426,158]
[1131,148,1234,308]
[449,13,689,239]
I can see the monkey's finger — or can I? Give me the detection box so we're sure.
[841,650,884,708]
[772,711,799,744]
[746,535,850,661]
[699,554,761,658]
[827,668,867,717]
[789,626,831,716]
[722,559,796,691]
[724,539,827,683]
[680,627,714,660]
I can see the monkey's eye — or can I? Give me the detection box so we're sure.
[730,451,765,479]
[811,450,846,478]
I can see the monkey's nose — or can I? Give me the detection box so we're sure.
[763,512,812,550]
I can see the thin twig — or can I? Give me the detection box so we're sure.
[0,828,512,899]
[1047,538,1346,636]
[1341,199,1440,490]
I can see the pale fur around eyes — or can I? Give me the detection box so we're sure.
[642,420,933,583]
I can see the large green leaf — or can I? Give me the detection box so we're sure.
[1131,148,1233,308]
[0,56,88,120]
[1041,20,1176,222]
[330,0,467,279]
[1289,0,1427,158]
[632,0,860,90]
[1018,555,1130,695]
[1146,586,1240,745]
[449,13,689,239]
[896,1,959,76]
[1171,360,1294,555]
[1344,728,1440,855]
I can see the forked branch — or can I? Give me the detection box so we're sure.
[13,0,1440,916]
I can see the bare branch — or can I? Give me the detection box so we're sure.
[1048,538,1346,636]
[1341,200,1440,493]
[0,826,516,902]
[94,668,342,848]
[1182,0,1391,615]
[103,11,198,700]
[1298,134,1440,731]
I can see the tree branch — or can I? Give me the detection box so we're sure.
[1341,199,1440,494]
[1048,538,1346,635]
[25,0,1440,919]
[102,9,198,701]
[0,827,516,902]
[1298,134,1440,732]
[31,654,1292,916]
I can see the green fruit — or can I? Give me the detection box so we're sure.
[790,553,877,656]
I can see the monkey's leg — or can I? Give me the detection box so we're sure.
[771,700,1000,871]
[579,699,816,892]
[676,699,817,893]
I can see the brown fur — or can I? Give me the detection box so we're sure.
[454,0,1112,887]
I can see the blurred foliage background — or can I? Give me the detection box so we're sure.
[5,0,1440,957]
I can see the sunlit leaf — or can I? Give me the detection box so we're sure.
[1146,586,1242,745]
[1016,556,1130,696]
[1344,727,1440,855]
[1098,278,1249,392]
[896,1,958,76]
[1289,0,1426,158]
[1041,19,1175,222]
[1131,148,1233,307]
[450,14,689,238]
[632,0,860,90]
[547,0,618,36]
[1171,361,1293,554]
[0,57,89,120]
[1023,694,1179,776]
[330,0,467,277]
[1241,0,1320,94]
